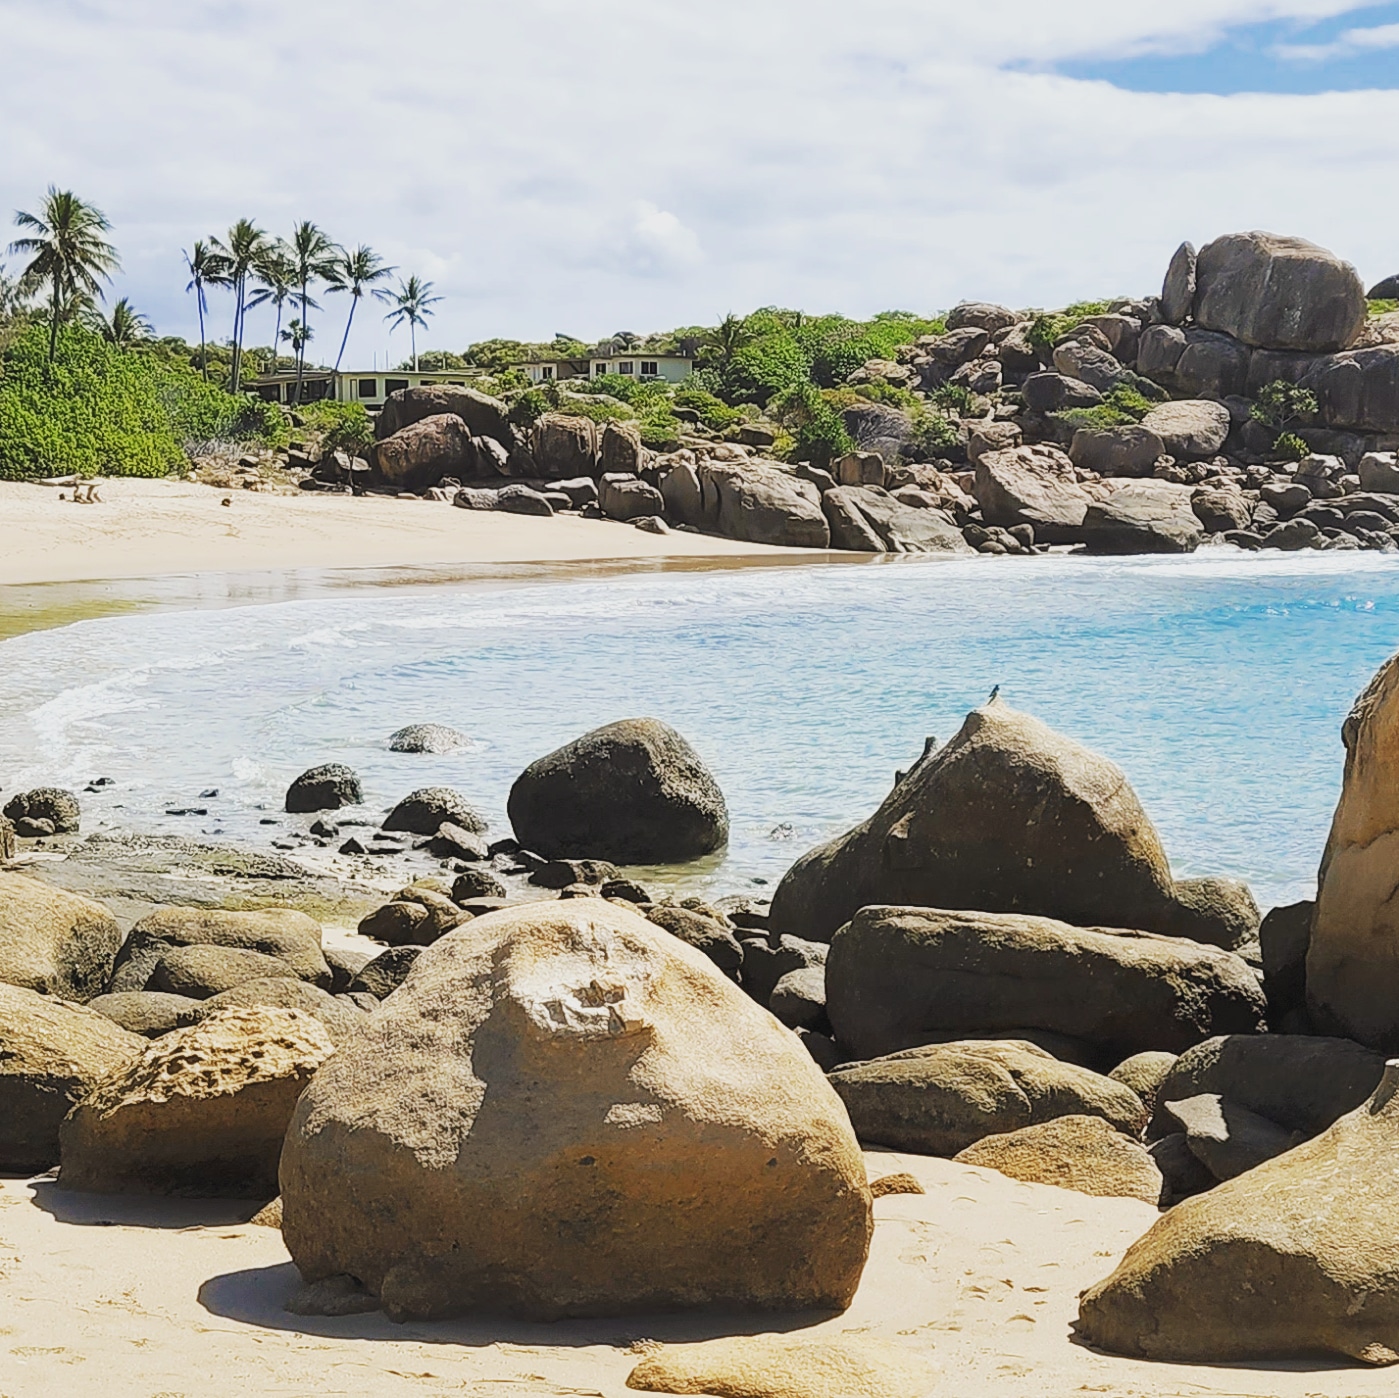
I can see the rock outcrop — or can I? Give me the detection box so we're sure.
[376,383,511,444]
[1308,652,1399,1048]
[60,1006,335,1197]
[279,901,871,1320]
[383,786,487,836]
[3,787,81,836]
[829,1039,1146,1156]
[1080,480,1203,554]
[375,414,474,491]
[973,445,1091,542]
[770,699,1247,947]
[0,871,122,1002]
[698,460,831,548]
[508,718,728,863]
[387,723,472,754]
[822,486,971,554]
[1077,1060,1399,1366]
[825,906,1265,1062]
[285,764,362,813]
[0,984,144,1172]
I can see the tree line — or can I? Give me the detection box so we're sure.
[5,187,443,401]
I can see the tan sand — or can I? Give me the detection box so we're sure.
[0,477,815,587]
[1,1147,1389,1397]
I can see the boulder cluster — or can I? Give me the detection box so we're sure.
[305,231,1399,558]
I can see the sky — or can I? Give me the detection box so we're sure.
[2,0,1398,366]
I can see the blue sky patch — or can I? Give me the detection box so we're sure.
[1057,3,1399,93]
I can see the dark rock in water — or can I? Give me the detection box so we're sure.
[770,698,1250,948]
[339,836,367,855]
[87,990,203,1038]
[286,764,363,814]
[508,718,728,863]
[451,867,507,902]
[530,858,618,890]
[600,877,652,904]
[645,905,743,973]
[197,978,368,1046]
[348,945,422,999]
[1159,1093,1300,1182]
[388,723,472,754]
[324,947,372,996]
[150,944,316,1000]
[1259,899,1313,1027]
[427,822,489,862]
[384,787,487,837]
[1148,1034,1385,1143]
[828,1039,1146,1157]
[769,965,828,1031]
[825,906,1266,1063]
[0,984,144,1172]
[0,870,121,1002]
[4,786,81,834]
[309,818,339,838]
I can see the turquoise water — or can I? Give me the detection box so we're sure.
[2,553,1398,910]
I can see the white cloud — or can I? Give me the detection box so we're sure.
[0,0,1396,361]
[1274,20,1399,61]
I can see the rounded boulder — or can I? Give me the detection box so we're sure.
[285,764,363,814]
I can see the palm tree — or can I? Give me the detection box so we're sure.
[8,187,120,362]
[380,274,443,371]
[184,240,231,380]
[287,221,339,403]
[281,318,312,358]
[212,219,271,393]
[245,243,295,372]
[85,296,152,350]
[710,313,752,366]
[325,244,394,372]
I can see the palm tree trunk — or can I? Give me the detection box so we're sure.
[334,294,356,373]
[411,321,417,372]
[48,284,60,363]
[197,288,208,381]
[293,280,307,405]
[231,273,243,395]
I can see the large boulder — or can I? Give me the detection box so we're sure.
[278,901,872,1320]
[508,718,728,864]
[1051,341,1128,394]
[0,984,144,1172]
[87,990,203,1038]
[973,445,1092,542]
[108,907,330,995]
[599,420,644,476]
[1137,325,1252,399]
[1077,1060,1399,1366]
[3,786,81,836]
[946,301,1019,334]
[376,383,511,443]
[1139,400,1231,460]
[1308,652,1399,1048]
[530,414,598,478]
[375,414,475,492]
[1159,241,1197,325]
[821,486,971,554]
[1149,1034,1386,1140]
[0,871,121,1002]
[955,1114,1163,1204]
[387,723,472,754]
[824,906,1265,1062]
[285,763,362,813]
[698,460,831,549]
[1192,231,1367,353]
[770,698,1247,947]
[197,977,367,1046]
[598,472,664,522]
[383,786,486,837]
[60,1006,335,1197]
[149,944,318,999]
[828,1039,1146,1157]
[1068,426,1165,478]
[1080,480,1204,554]
[1301,344,1399,433]
[1020,372,1102,414]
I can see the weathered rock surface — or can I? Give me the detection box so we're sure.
[3,787,81,835]
[383,787,486,836]
[955,1113,1163,1204]
[644,904,743,974]
[347,945,421,998]
[1020,372,1102,414]
[197,977,367,1046]
[1160,241,1197,324]
[974,445,1091,542]
[1081,480,1203,554]
[376,384,510,444]
[1068,425,1165,478]
[770,699,1246,947]
[698,460,831,548]
[530,414,598,478]
[279,901,872,1320]
[1078,1061,1399,1365]
[87,990,204,1038]
[1260,898,1312,1026]
[741,934,828,1006]
[150,944,315,999]
[1192,231,1367,353]
[0,871,121,1002]
[824,906,1265,1063]
[828,1040,1146,1157]
[60,1006,335,1197]
[508,718,728,863]
[375,414,474,491]
[1308,651,1399,1047]
[0,984,144,1172]
[769,965,828,1031]
[1302,344,1399,433]
[1159,1092,1299,1181]
[822,486,970,554]
[285,764,362,813]
[625,1335,938,1398]
[1139,400,1231,459]
[387,723,472,754]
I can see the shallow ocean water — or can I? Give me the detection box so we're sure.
[3,551,1399,909]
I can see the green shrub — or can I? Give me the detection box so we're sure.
[293,400,371,456]
[771,382,852,469]
[1052,382,1155,431]
[721,335,812,406]
[0,323,280,479]
[1274,431,1310,462]
[907,406,960,457]
[854,381,919,409]
[576,373,670,408]
[673,383,743,431]
[1369,299,1399,317]
[931,383,974,414]
[638,409,683,451]
[508,387,550,427]
[1250,380,1317,430]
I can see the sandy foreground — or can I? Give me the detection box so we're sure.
[0,478,812,587]
[0,1146,1388,1398]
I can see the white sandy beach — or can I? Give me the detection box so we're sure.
[1,1147,1389,1398]
[0,478,811,587]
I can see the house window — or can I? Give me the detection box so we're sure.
[640,361,658,377]
[595,363,608,377]
[541,365,554,380]
[384,378,409,396]
[358,378,378,399]
[618,361,634,375]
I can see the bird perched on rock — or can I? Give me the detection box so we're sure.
[988,684,1001,702]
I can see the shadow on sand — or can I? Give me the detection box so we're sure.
[197,1261,839,1351]
[27,1180,266,1229]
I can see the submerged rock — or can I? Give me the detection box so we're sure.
[387,723,472,754]
[279,901,871,1320]
[285,764,362,814]
[383,787,487,837]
